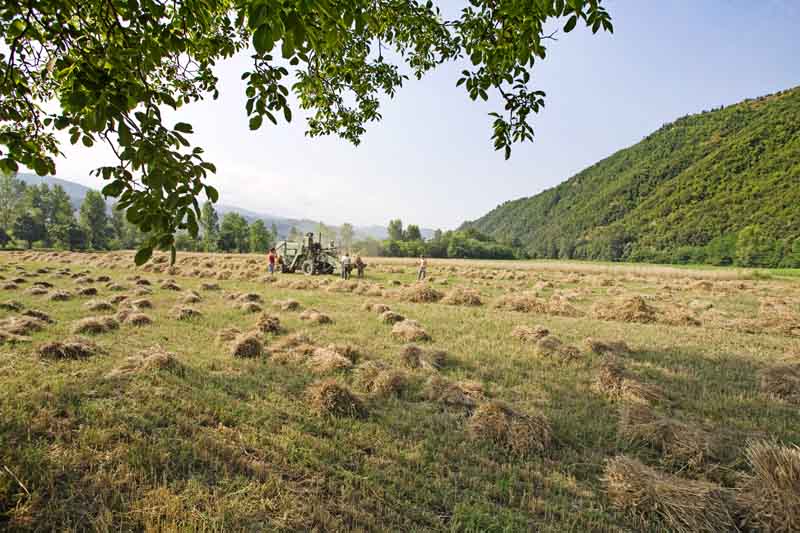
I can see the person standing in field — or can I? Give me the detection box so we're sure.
[267,248,277,276]
[355,255,366,278]
[417,255,427,281]
[341,252,352,280]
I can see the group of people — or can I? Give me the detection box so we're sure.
[339,253,367,280]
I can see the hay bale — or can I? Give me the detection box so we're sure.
[602,455,735,533]
[737,440,800,533]
[38,337,98,359]
[84,299,114,312]
[182,291,202,304]
[511,324,549,342]
[380,310,404,324]
[171,306,202,320]
[326,343,359,363]
[535,335,580,362]
[131,298,152,310]
[758,362,800,404]
[96,275,111,282]
[124,313,153,327]
[239,302,263,314]
[493,292,547,313]
[425,375,485,407]
[400,344,423,368]
[391,320,430,342]
[21,309,52,323]
[306,379,366,418]
[595,358,665,404]
[0,316,46,336]
[238,292,263,303]
[618,404,716,468]
[230,331,263,358]
[255,313,282,334]
[0,330,29,345]
[273,299,301,312]
[72,316,119,335]
[106,283,127,291]
[201,282,220,291]
[0,300,24,312]
[109,294,128,305]
[299,309,332,324]
[403,284,444,303]
[216,327,241,344]
[160,280,181,291]
[307,347,353,373]
[593,296,657,323]
[1,282,18,290]
[107,346,181,378]
[468,401,552,456]
[585,337,631,356]
[442,288,483,306]
[356,361,408,397]
[48,290,72,301]
[77,287,98,297]
[25,287,48,296]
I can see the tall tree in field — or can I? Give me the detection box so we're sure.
[404,224,422,241]
[339,223,355,250]
[0,228,10,248]
[288,226,301,242]
[200,201,220,252]
[270,222,279,242]
[0,1,612,263]
[249,219,272,253]
[46,185,75,226]
[80,191,110,249]
[218,213,249,253]
[0,172,26,231]
[50,222,88,251]
[387,219,404,241]
[13,213,45,249]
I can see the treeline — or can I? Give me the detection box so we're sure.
[176,204,280,253]
[351,219,521,259]
[464,86,800,268]
[0,172,144,251]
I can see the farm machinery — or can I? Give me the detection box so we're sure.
[275,232,340,275]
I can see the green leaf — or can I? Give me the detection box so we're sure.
[206,186,219,203]
[118,121,132,146]
[174,122,193,134]
[564,15,578,33]
[253,25,274,54]
[102,181,125,197]
[249,115,263,130]
[134,247,153,266]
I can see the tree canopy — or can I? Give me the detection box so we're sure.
[0,0,612,263]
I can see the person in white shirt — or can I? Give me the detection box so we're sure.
[417,255,427,281]
[340,252,352,280]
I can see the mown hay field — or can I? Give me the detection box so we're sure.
[1,250,799,532]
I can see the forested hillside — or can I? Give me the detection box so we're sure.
[464,87,800,267]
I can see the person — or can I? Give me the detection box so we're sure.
[417,255,427,281]
[340,252,352,280]
[267,247,277,276]
[355,255,366,278]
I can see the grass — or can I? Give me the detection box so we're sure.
[1,250,799,531]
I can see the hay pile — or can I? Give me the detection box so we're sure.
[238,292,263,303]
[1,282,18,290]
[22,309,52,322]
[391,319,430,342]
[736,440,800,532]
[201,282,220,290]
[124,313,153,327]
[107,346,181,377]
[593,296,658,324]
[182,291,202,304]
[273,299,301,311]
[595,358,665,404]
[306,379,366,418]
[602,455,735,533]
[511,324,549,343]
[38,337,98,359]
[403,284,444,303]
[0,300,23,312]
[442,288,483,306]
[425,375,485,407]
[160,280,181,291]
[0,315,46,335]
[584,337,630,356]
[238,302,262,314]
[758,362,800,404]
[216,327,241,344]
[230,331,263,357]
[380,310,404,324]
[534,335,580,362]
[25,287,48,296]
[77,287,98,296]
[0,330,29,344]
[468,401,552,456]
[171,306,202,320]
[269,333,316,364]
[307,347,353,373]
[84,299,114,312]
[356,361,408,397]
[72,316,119,335]
[362,302,391,313]
[110,294,128,305]
[546,295,584,317]
[299,309,332,324]
[493,292,547,313]
[255,313,282,334]
[131,298,152,309]
[48,290,73,301]
[618,404,716,468]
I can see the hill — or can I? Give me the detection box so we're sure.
[463,87,800,267]
[14,173,433,241]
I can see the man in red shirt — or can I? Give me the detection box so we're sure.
[267,248,277,276]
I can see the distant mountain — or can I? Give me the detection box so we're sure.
[14,173,435,241]
[463,86,800,266]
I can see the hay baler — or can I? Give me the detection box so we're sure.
[275,232,340,275]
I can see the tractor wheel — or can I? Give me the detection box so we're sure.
[302,260,315,276]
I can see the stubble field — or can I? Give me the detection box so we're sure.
[1,250,798,532]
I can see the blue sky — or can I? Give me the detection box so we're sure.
[49,0,800,230]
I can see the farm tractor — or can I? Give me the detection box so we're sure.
[275,232,340,275]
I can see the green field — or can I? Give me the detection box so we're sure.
[1,251,798,532]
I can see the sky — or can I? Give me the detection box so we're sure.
[40,0,800,230]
